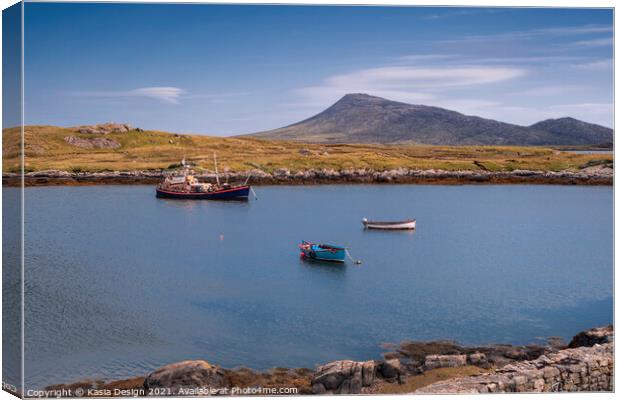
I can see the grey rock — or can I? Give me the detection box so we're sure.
[64,136,121,149]
[311,360,377,394]
[311,382,326,394]
[378,359,402,379]
[75,123,133,135]
[425,354,467,370]
[467,352,487,366]
[9,166,613,187]
[568,325,613,348]
[144,360,226,395]
[416,329,613,394]
[361,361,376,386]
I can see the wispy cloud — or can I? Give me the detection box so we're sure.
[466,56,586,65]
[397,54,459,62]
[130,87,185,103]
[327,66,525,88]
[572,37,613,47]
[511,85,585,96]
[534,25,612,35]
[74,86,185,104]
[70,87,251,105]
[184,91,251,102]
[396,54,588,67]
[422,8,504,20]
[295,65,527,107]
[439,24,613,45]
[573,59,613,70]
[548,103,613,112]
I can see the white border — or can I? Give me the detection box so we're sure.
[0,2,616,400]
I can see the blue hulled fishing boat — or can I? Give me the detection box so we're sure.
[299,241,346,263]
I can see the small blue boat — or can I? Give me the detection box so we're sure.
[299,241,346,263]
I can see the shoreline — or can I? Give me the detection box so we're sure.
[2,167,613,187]
[39,326,613,396]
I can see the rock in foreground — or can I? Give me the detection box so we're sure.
[144,360,226,395]
[45,326,613,396]
[568,325,613,348]
[415,342,613,393]
[416,327,614,393]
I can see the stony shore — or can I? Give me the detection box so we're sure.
[3,165,613,187]
[44,326,613,396]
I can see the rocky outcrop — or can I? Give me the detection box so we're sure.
[64,136,121,149]
[568,325,613,348]
[377,359,403,381]
[310,358,404,394]
[416,342,613,393]
[467,352,488,367]
[424,354,467,369]
[416,327,614,393]
[144,360,226,395]
[309,326,613,395]
[74,123,134,134]
[45,326,612,396]
[3,167,613,187]
[311,360,377,394]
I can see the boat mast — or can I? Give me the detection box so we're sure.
[213,152,221,186]
[181,156,188,176]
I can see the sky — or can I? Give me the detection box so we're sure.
[21,3,613,134]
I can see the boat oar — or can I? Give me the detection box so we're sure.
[346,249,362,265]
[250,187,259,200]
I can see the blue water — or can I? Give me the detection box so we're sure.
[12,184,613,388]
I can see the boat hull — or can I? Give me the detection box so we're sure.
[363,219,416,230]
[299,242,346,263]
[156,186,250,200]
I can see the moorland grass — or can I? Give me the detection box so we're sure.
[2,126,612,173]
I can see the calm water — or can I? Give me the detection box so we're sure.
[10,184,613,388]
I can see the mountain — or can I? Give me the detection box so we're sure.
[529,117,613,146]
[249,93,613,146]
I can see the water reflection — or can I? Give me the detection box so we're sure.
[299,257,348,274]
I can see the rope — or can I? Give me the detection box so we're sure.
[345,249,362,265]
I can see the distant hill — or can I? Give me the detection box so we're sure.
[530,117,613,147]
[249,93,613,146]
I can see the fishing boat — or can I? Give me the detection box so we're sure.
[362,218,416,230]
[299,241,347,263]
[156,154,252,200]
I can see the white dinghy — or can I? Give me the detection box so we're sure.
[362,218,416,230]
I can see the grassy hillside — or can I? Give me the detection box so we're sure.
[2,125,613,174]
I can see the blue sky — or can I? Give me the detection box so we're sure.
[23,3,613,134]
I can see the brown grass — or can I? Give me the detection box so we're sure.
[2,125,612,174]
[372,366,490,394]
